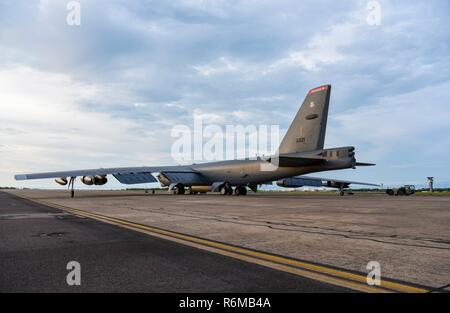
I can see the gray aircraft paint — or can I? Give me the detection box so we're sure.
[15,85,374,192]
[278,85,330,154]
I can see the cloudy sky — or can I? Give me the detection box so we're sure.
[1,0,449,189]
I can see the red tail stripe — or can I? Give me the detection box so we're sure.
[309,85,329,94]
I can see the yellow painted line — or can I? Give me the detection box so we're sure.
[14,193,429,293]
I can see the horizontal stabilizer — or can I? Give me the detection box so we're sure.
[266,146,355,167]
[355,162,375,166]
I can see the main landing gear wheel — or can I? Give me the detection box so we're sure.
[172,184,185,195]
[220,183,233,195]
[234,186,247,195]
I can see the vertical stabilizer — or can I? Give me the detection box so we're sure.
[278,85,331,154]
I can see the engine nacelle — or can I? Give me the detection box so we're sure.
[81,176,94,185]
[81,175,108,186]
[276,180,292,187]
[81,175,107,186]
[94,175,107,185]
[55,177,68,186]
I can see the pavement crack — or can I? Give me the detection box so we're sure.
[87,206,450,251]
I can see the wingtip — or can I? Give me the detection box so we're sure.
[14,174,28,181]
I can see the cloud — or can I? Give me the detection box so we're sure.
[1,0,450,188]
[0,65,172,187]
[329,81,450,153]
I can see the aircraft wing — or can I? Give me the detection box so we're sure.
[300,176,380,187]
[14,165,195,184]
[277,176,381,188]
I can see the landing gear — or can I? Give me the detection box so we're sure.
[339,185,345,196]
[219,183,233,195]
[172,184,185,195]
[68,177,76,198]
[338,186,353,196]
[248,183,258,193]
[234,185,247,195]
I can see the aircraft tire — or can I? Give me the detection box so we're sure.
[220,183,232,195]
[220,186,228,195]
[235,186,247,195]
[173,184,185,195]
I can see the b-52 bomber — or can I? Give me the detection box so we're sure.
[15,85,376,196]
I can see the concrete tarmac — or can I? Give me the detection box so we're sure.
[4,189,449,290]
[0,191,351,292]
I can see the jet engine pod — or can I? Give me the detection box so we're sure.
[81,175,94,185]
[55,177,68,186]
[94,175,107,185]
[276,179,303,188]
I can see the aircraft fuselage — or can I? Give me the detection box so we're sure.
[190,157,354,186]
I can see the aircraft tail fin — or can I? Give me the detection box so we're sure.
[278,85,331,154]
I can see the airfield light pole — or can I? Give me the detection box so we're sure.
[427,177,434,192]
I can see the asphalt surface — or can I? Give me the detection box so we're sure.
[0,191,351,292]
